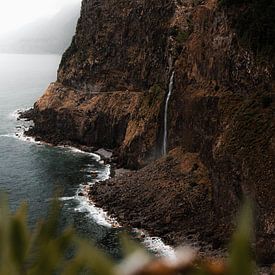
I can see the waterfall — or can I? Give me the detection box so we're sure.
[162,71,175,156]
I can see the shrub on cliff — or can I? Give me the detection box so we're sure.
[0,195,256,275]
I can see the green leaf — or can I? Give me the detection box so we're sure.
[67,238,115,275]
[120,233,146,257]
[10,203,29,270]
[228,199,254,275]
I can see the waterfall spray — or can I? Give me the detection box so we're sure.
[162,71,175,155]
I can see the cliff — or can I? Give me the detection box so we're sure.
[28,0,176,167]
[27,0,274,263]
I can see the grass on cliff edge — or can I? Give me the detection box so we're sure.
[0,194,255,275]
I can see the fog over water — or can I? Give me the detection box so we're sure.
[0,0,175,259]
[0,53,124,257]
[0,0,81,54]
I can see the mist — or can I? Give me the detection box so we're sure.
[0,0,81,54]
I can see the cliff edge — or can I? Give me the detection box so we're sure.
[27,0,274,263]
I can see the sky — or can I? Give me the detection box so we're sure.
[0,0,81,35]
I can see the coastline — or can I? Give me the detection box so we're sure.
[18,109,223,259]
[15,0,274,266]
[15,109,177,258]
[89,148,228,260]
[17,109,274,269]
[19,112,226,259]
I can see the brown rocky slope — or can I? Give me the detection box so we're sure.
[26,0,274,264]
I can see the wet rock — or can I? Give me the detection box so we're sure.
[256,236,275,264]
[90,148,216,253]
[165,215,171,224]
[18,108,35,121]
[26,0,274,264]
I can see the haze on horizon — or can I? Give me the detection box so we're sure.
[0,0,81,54]
[0,0,81,35]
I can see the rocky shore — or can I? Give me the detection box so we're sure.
[24,0,274,266]
[89,148,226,256]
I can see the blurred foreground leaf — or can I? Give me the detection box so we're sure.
[228,200,254,275]
[0,194,256,275]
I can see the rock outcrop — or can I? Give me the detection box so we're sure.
[27,0,274,263]
[90,148,218,253]
[28,0,176,168]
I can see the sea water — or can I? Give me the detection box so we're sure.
[0,53,174,259]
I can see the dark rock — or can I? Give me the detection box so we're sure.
[18,108,34,121]
[26,0,274,264]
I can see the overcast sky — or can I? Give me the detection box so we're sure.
[0,0,81,35]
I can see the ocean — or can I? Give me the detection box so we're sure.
[0,53,174,260]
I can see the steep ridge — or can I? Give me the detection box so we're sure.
[28,0,175,168]
[167,0,274,263]
[26,0,274,263]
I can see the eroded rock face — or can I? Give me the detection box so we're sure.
[167,1,275,263]
[29,0,274,262]
[58,0,175,93]
[90,148,216,251]
[29,0,175,168]
[29,82,166,168]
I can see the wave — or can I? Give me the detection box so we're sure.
[59,164,117,228]
[11,129,40,144]
[143,236,176,258]
[75,170,176,257]
[8,107,32,121]
[0,131,38,144]
[9,108,175,257]
[74,195,117,228]
[9,109,21,120]
[59,196,75,202]
[57,145,101,162]
[3,108,37,143]
[74,165,116,227]
[0,134,14,138]
[59,194,116,228]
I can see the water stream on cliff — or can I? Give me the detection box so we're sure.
[163,71,175,155]
[0,53,174,261]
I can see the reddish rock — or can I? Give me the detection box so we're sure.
[26,0,274,264]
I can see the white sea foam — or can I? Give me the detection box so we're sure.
[8,107,32,121]
[5,108,38,144]
[74,195,115,228]
[143,236,176,258]
[9,109,21,120]
[16,131,39,144]
[58,195,116,228]
[0,134,14,138]
[58,164,117,228]
[8,127,40,144]
[0,131,39,144]
[59,196,75,202]
[9,108,175,257]
[74,164,117,227]
[59,156,175,256]
[97,164,111,182]
[77,161,176,257]
[57,145,102,162]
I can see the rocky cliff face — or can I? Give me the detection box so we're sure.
[29,0,176,168]
[168,0,274,263]
[58,0,174,92]
[28,0,274,263]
